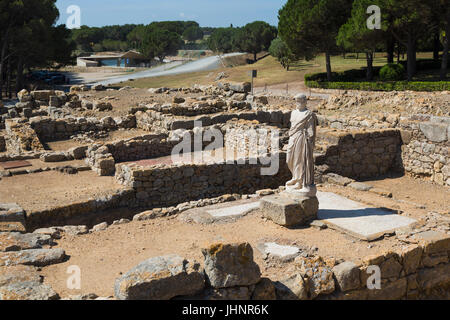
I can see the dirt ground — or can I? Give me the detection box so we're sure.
[74,87,199,117]
[366,175,450,215]
[1,159,86,173]
[0,170,123,213]
[38,175,449,299]
[72,86,317,119]
[44,128,152,151]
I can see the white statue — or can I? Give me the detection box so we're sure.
[285,94,318,197]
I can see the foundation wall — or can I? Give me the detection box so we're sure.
[115,153,291,208]
[29,115,136,142]
[316,128,402,179]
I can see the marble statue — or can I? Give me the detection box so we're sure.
[285,94,318,197]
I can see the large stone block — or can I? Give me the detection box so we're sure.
[0,204,26,233]
[0,265,41,287]
[294,256,335,298]
[260,194,319,227]
[419,122,448,142]
[114,255,204,300]
[0,265,59,300]
[0,248,66,267]
[417,263,450,290]
[202,242,261,288]
[0,281,59,300]
[39,152,68,163]
[251,278,276,300]
[229,82,251,93]
[0,232,52,252]
[274,274,308,300]
[366,277,407,300]
[68,146,88,160]
[31,90,54,101]
[332,261,361,292]
[413,231,450,255]
[400,245,423,275]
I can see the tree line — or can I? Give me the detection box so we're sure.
[0,0,75,98]
[72,21,207,56]
[207,21,277,62]
[126,21,202,62]
[73,20,279,64]
[276,0,449,81]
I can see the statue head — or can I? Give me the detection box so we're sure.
[294,94,307,111]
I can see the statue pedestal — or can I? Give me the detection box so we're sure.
[260,192,319,227]
[284,185,317,198]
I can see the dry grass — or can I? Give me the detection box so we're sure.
[119,52,438,89]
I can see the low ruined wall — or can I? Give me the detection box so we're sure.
[317,113,449,185]
[5,119,44,153]
[399,115,449,186]
[85,134,176,176]
[113,231,450,300]
[85,129,221,176]
[106,133,176,163]
[115,153,290,208]
[322,230,450,300]
[29,115,136,142]
[25,188,135,231]
[136,109,292,131]
[224,123,284,159]
[316,128,402,179]
[317,113,399,131]
[146,99,234,116]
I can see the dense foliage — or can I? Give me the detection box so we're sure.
[379,63,405,81]
[207,22,277,61]
[0,0,75,97]
[278,0,353,80]
[279,0,450,82]
[269,38,296,70]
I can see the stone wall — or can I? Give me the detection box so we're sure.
[29,115,136,142]
[115,153,290,208]
[84,130,217,176]
[316,113,449,185]
[321,230,450,300]
[136,109,292,132]
[5,120,44,153]
[316,128,402,179]
[113,233,450,300]
[106,133,175,163]
[399,115,449,186]
[146,98,240,117]
[224,123,285,159]
[317,113,399,131]
[25,188,135,231]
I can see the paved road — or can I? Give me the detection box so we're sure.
[92,52,245,86]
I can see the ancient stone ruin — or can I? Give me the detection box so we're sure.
[0,83,448,300]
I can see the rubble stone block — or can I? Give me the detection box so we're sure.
[260,194,318,227]
[114,255,204,300]
[202,242,261,288]
[332,261,361,292]
[0,204,26,233]
[413,231,450,255]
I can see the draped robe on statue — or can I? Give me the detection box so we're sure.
[286,109,317,190]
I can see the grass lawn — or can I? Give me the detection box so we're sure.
[119,52,441,89]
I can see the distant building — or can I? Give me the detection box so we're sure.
[77,51,151,67]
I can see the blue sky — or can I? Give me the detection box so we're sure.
[56,0,286,27]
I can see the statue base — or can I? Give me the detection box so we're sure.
[284,185,317,198]
[260,192,319,227]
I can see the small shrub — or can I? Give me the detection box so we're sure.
[304,79,450,91]
[379,63,405,81]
